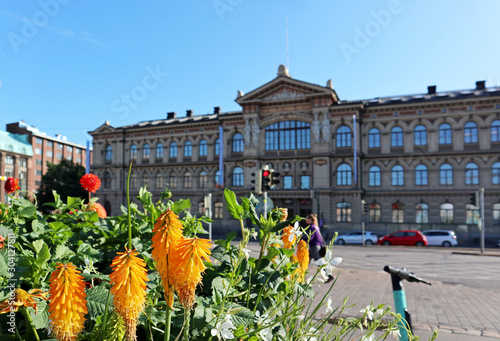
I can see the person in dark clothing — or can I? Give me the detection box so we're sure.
[306,213,334,283]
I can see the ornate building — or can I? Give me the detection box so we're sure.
[89,66,500,241]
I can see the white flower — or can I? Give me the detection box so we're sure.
[360,306,374,320]
[211,315,235,340]
[361,334,375,341]
[325,297,334,314]
[255,310,268,325]
[315,249,342,279]
[389,327,401,339]
[242,248,251,259]
[375,308,384,318]
[300,328,318,341]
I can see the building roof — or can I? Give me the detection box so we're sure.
[0,131,33,156]
[15,121,89,149]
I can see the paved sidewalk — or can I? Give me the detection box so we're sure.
[311,267,500,340]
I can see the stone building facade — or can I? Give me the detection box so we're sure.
[89,66,500,241]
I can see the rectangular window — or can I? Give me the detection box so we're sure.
[35,169,43,176]
[76,149,82,154]
[5,168,13,177]
[5,156,14,165]
[36,159,43,165]
[36,137,43,144]
[58,143,63,150]
[283,176,293,190]
[67,146,73,152]
[300,176,310,190]
[19,158,27,167]
[47,141,53,147]
[57,153,62,159]
[35,148,42,155]
[76,158,82,164]
[47,151,53,157]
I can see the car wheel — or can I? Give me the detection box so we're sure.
[382,241,390,246]
[365,240,374,245]
[442,241,452,247]
[337,239,345,245]
[415,241,424,246]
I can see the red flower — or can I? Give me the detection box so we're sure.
[79,174,101,193]
[0,235,4,249]
[4,177,20,194]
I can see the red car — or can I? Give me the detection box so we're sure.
[378,230,427,246]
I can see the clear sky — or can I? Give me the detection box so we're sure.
[1,1,499,146]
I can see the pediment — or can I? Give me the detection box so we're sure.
[88,123,116,135]
[236,73,339,105]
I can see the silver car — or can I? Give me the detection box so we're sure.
[336,231,379,245]
[422,230,458,247]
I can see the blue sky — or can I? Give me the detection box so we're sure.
[1,1,499,146]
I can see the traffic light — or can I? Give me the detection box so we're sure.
[262,169,271,192]
[469,191,478,207]
[251,170,262,194]
[270,171,281,189]
[361,200,368,214]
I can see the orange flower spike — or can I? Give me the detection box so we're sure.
[109,248,149,341]
[296,240,309,283]
[48,263,88,341]
[171,237,212,309]
[151,209,184,308]
[281,225,297,249]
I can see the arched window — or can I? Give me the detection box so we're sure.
[169,142,177,158]
[143,144,150,160]
[336,163,352,186]
[439,123,452,145]
[215,170,222,188]
[168,173,177,189]
[232,133,244,153]
[199,171,208,188]
[493,203,500,225]
[130,145,137,160]
[156,143,163,159]
[391,165,404,186]
[155,173,163,189]
[465,163,479,185]
[184,172,192,188]
[491,120,500,142]
[368,128,380,148]
[440,203,454,223]
[415,164,428,186]
[464,121,478,144]
[265,121,310,151]
[103,172,112,189]
[184,141,192,157]
[492,162,500,184]
[232,167,244,187]
[369,166,381,187]
[199,139,207,157]
[215,138,220,156]
[414,125,427,146]
[214,202,223,219]
[439,164,453,185]
[105,145,112,162]
[391,126,403,147]
[392,203,404,223]
[369,203,381,222]
[415,203,429,223]
[336,126,352,148]
[336,202,352,222]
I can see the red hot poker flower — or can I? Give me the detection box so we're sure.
[79,174,101,193]
[4,177,20,194]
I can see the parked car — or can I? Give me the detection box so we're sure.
[378,230,427,246]
[336,231,379,245]
[422,230,458,247]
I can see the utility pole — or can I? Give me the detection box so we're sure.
[480,188,485,253]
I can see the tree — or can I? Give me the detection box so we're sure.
[37,159,88,210]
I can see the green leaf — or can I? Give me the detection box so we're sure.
[171,198,191,213]
[224,188,243,220]
[86,285,112,321]
[37,243,51,264]
[229,304,255,327]
[32,240,44,254]
[29,300,49,329]
[270,215,302,233]
[53,244,75,261]
[247,199,262,229]
[0,248,10,277]
[18,205,36,218]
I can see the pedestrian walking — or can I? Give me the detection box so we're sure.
[305,213,334,283]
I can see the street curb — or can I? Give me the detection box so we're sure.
[451,251,500,257]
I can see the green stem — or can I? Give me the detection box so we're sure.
[165,306,172,341]
[100,289,113,341]
[239,219,245,240]
[255,233,269,271]
[183,308,190,341]
[20,306,40,341]
[14,324,22,341]
[127,162,133,250]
